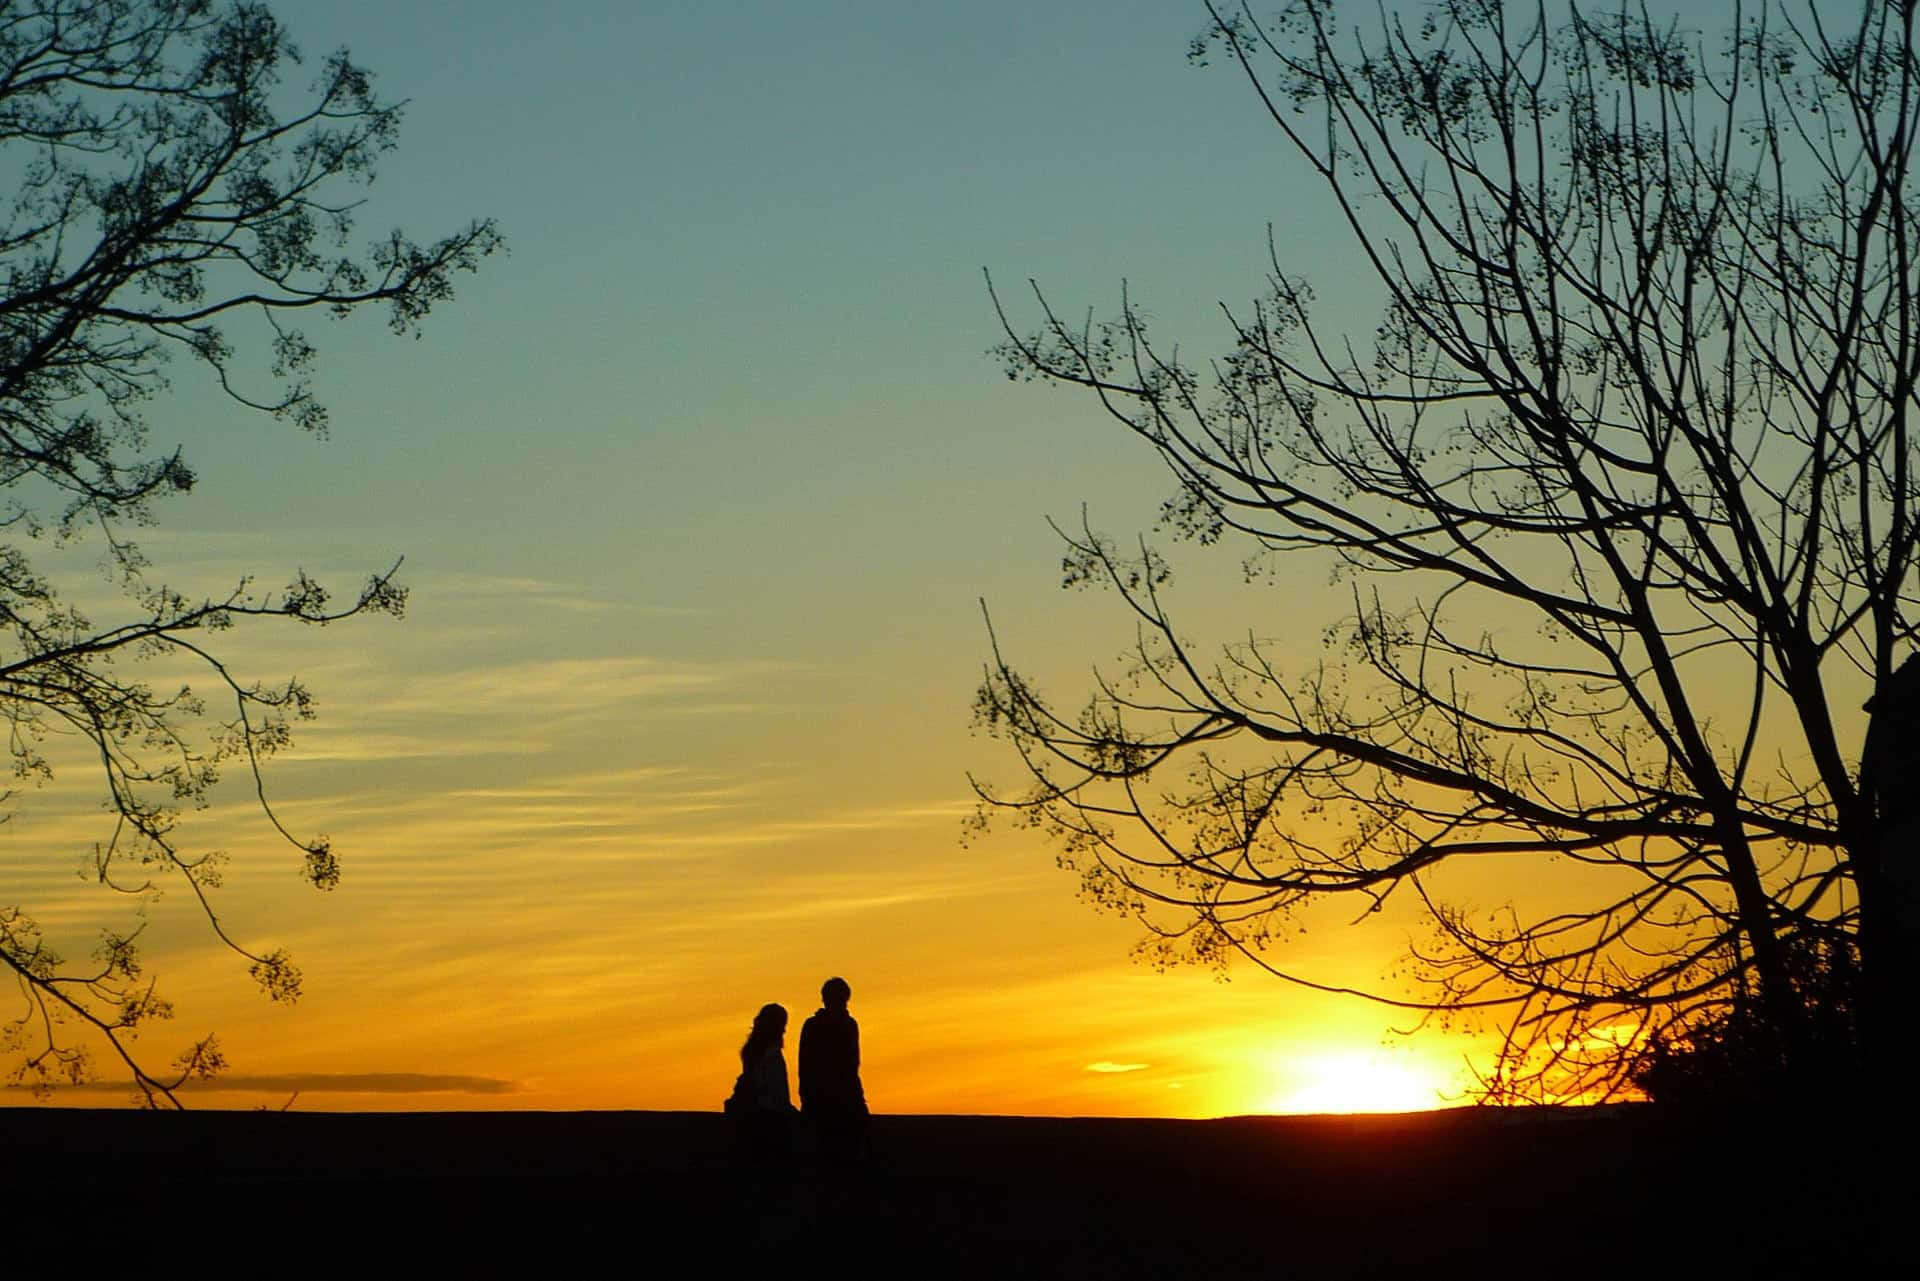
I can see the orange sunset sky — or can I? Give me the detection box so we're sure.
[3,0,1656,1116]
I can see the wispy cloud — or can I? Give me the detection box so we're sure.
[218,651,802,764]
[1085,1061,1151,1074]
[409,571,710,617]
[658,798,976,849]
[85,545,709,620]
[32,1072,521,1095]
[356,654,796,714]
[248,731,526,763]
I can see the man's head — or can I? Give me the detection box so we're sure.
[821,976,851,1009]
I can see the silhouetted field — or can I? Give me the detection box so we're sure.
[2,1104,1875,1276]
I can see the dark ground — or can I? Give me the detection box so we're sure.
[0,1104,1885,1277]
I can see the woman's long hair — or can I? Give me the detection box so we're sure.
[740,1003,787,1069]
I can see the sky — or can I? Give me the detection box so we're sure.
[2,0,1519,1115]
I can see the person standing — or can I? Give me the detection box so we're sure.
[725,1002,796,1159]
[799,976,869,1162]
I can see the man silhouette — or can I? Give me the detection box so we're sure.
[799,975,869,1162]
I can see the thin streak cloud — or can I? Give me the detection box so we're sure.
[34,1073,523,1095]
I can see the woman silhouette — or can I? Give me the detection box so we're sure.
[725,1002,796,1158]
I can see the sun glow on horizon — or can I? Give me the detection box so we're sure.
[1261,1051,1457,1116]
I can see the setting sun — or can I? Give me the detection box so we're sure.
[1263,1052,1457,1116]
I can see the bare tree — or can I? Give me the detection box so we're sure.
[0,0,499,1104]
[978,0,1920,1102]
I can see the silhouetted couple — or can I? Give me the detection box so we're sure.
[726,976,870,1164]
